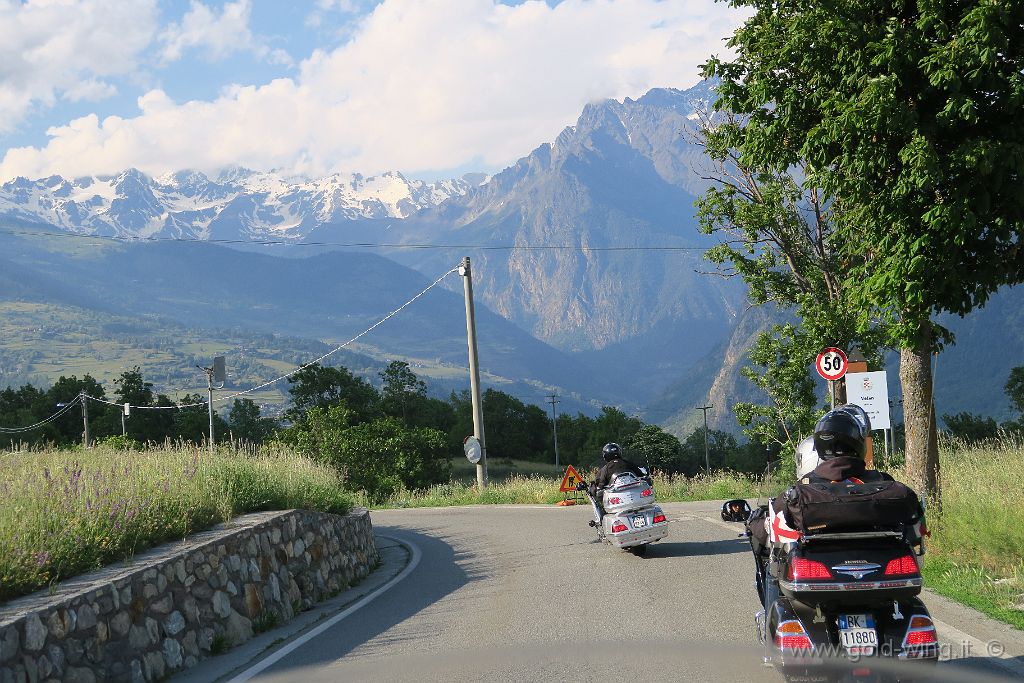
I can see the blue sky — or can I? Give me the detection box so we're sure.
[0,0,745,182]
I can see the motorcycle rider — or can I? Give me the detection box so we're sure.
[589,442,646,519]
[748,405,906,609]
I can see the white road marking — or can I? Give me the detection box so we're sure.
[225,535,422,683]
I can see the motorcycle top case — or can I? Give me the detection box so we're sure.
[601,479,655,514]
[782,480,921,535]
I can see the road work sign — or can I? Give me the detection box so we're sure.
[845,371,891,430]
[559,465,583,492]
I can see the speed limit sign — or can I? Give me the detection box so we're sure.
[816,348,848,381]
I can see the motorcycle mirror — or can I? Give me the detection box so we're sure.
[720,499,752,523]
[639,466,648,476]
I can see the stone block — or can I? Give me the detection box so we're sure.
[63,639,84,665]
[144,651,165,681]
[149,595,172,615]
[182,597,199,624]
[130,659,144,683]
[0,625,20,662]
[109,612,131,638]
[46,610,74,639]
[162,638,182,670]
[243,584,263,618]
[174,560,187,583]
[212,591,231,618]
[181,631,199,657]
[24,615,47,652]
[141,583,158,600]
[45,645,63,677]
[36,653,52,680]
[293,538,305,558]
[163,611,185,637]
[223,610,252,646]
[76,605,96,632]
[64,667,96,683]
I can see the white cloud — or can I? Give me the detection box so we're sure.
[0,0,159,135]
[0,0,746,181]
[159,0,293,66]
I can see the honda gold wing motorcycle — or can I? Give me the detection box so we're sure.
[722,498,939,682]
[580,470,668,556]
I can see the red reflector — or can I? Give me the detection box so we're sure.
[788,557,832,580]
[611,523,628,533]
[609,497,621,505]
[853,668,872,677]
[652,514,666,524]
[776,635,813,649]
[905,629,938,646]
[884,555,919,576]
[641,488,652,497]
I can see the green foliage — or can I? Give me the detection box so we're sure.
[284,363,379,424]
[286,403,450,500]
[624,424,683,473]
[941,412,999,443]
[1006,366,1024,417]
[0,443,351,602]
[227,398,279,444]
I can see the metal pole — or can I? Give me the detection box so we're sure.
[460,257,487,488]
[207,370,215,455]
[697,404,713,473]
[829,380,835,410]
[121,410,126,437]
[80,391,90,448]
[547,394,560,469]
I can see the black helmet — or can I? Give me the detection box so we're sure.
[602,442,622,462]
[813,410,866,460]
[836,403,871,437]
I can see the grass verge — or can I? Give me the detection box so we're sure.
[0,443,351,602]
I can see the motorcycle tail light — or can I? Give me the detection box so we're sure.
[884,555,919,576]
[787,557,832,580]
[652,514,666,524]
[775,620,813,650]
[905,630,938,646]
[641,488,652,497]
[909,616,933,629]
[903,614,938,649]
[611,522,628,533]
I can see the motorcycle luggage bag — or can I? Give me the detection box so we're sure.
[783,480,920,534]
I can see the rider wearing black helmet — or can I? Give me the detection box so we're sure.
[589,443,646,519]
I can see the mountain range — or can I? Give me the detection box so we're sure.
[1,80,1021,433]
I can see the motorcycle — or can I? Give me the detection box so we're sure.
[722,498,939,682]
[578,469,669,556]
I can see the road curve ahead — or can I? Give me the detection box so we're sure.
[223,502,1019,683]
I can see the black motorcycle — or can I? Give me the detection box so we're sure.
[722,499,939,682]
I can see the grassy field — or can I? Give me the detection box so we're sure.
[0,443,351,602]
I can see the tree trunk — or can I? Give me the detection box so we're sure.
[899,321,940,502]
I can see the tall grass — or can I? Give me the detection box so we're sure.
[0,443,351,602]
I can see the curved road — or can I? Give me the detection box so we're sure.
[189,502,1022,682]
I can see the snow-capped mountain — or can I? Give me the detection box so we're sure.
[0,167,487,240]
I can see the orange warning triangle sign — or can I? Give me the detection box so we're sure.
[559,464,583,492]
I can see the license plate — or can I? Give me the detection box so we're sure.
[631,515,647,528]
[839,614,878,650]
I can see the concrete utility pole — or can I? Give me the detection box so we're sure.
[547,394,561,469]
[460,257,488,489]
[80,391,90,448]
[199,357,226,455]
[697,404,714,474]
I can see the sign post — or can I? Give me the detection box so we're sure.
[816,348,849,409]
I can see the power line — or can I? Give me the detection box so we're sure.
[0,227,710,252]
[0,394,82,433]
[81,263,462,411]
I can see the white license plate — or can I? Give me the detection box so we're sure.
[839,614,878,650]
[631,515,647,528]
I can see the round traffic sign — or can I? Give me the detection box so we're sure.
[816,347,848,381]
[463,435,482,464]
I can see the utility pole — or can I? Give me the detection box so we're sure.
[697,404,714,474]
[546,393,561,469]
[80,391,90,448]
[199,357,226,455]
[459,257,487,489]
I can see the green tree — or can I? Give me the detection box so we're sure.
[624,425,684,473]
[114,367,175,444]
[172,393,229,445]
[942,412,999,443]
[227,398,278,444]
[285,363,379,424]
[1006,367,1024,417]
[288,403,450,499]
[704,1,1024,498]
[585,407,644,456]
[379,361,427,424]
[681,427,740,475]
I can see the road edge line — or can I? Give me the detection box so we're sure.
[224,534,422,683]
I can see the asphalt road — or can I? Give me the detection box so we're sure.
[185,501,1024,682]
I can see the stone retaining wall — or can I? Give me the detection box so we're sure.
[0,508,378,682]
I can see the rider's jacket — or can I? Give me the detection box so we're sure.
[592,457,645,492]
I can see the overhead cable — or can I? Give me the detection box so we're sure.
[81,264,461,410]
[0,394,81,433]
[0,227,708,252]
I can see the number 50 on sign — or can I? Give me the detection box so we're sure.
[816,348,848,381]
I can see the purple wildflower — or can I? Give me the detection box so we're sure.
[33,551,50,567]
